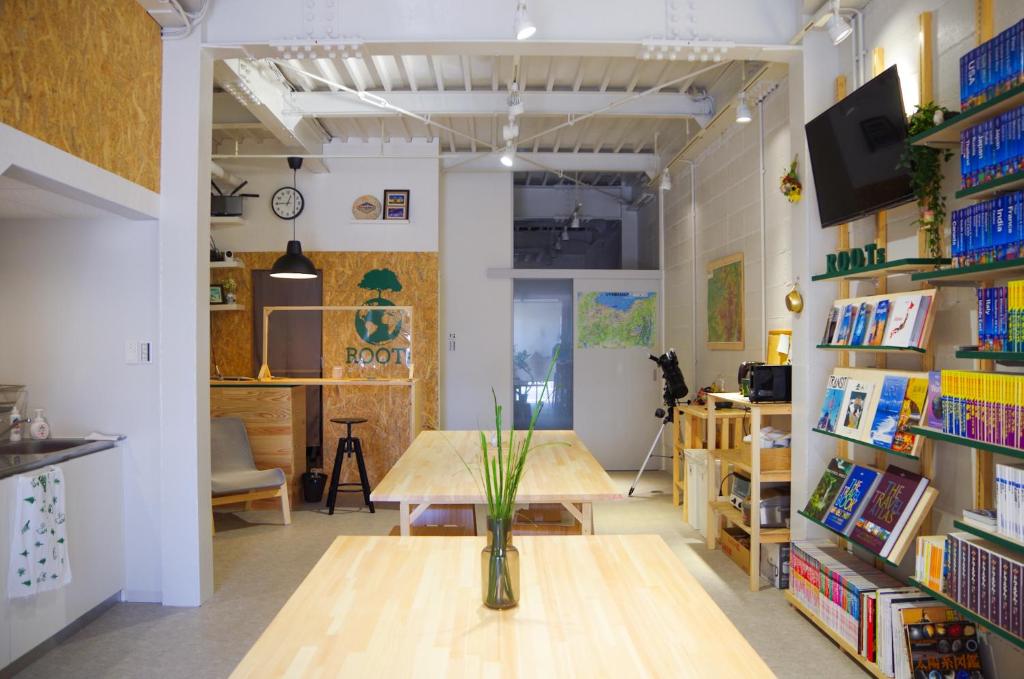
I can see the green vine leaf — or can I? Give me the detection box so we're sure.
[898,102,954,260]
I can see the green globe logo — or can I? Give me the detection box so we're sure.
[355,268,404,345]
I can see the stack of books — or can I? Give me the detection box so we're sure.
[976,280,1024,351]
[916,532,1024,639]
[939,370,1024,449]
[960,106,1024,189]
[950,192,1024,266]
[960,18,1024,110]
[821,294,931,349]
[803,457,931,559]
[997,463,1024,542]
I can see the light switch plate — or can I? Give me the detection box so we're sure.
[140,341,153,364]
[124,341,139,365]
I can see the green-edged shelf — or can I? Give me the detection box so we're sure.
[955,349,1024,365]
[811,428,921,460]
[817,344,926,354]
[810,257,950,282]
[797,510,901,567]
[910,257,1024,286]
[952,520,1024,555]
[909,578,1024,651]
[908,426,1024,461]
[955,171,1024,201]
[909,82,1024,147]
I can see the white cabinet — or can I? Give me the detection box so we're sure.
[0,447,124,667]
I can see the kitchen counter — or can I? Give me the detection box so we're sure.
[0,439,116,479]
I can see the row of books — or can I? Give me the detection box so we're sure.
[803,458,931,559]
[960,106,1024,189]
[939,370,1024,450]
[820,294,932,349]
[997,463,1024,544]
[917,532,1024,639]
[961,18,1024,109]
[791,541,983,678]
[817,372,934,455]
[950,192,1024,266]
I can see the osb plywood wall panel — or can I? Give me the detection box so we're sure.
[0,0,162,192]
[211,251,439,486]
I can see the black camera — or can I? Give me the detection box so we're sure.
[649,350,688,422]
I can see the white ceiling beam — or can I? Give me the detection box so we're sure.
[217,60,329,170]
[491,56,500,91]
[286,90,714,120]
[429,56,446,92]
[365,55,390,92]
[460,56,473,92]
[398,55,418,92]
[340,57,367,91]
[441,151,659,174]
[572,58,586,92]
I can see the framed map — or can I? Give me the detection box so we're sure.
[576,291,656,349]
[706,253,744,350]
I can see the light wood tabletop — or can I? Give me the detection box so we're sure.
[370,430,624,534]
[229,535,776,679]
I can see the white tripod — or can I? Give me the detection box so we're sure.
[628,409,673,497]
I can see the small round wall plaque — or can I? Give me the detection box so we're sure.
[352,195,382,220]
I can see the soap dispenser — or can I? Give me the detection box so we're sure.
[29,408,51,440]
[8,406,21,442]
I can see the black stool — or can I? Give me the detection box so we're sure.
[325,417,375,514]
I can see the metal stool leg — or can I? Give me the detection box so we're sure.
[326,436,346,515]
[352,438,375,513]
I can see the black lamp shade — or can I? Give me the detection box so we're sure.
[270,240,318,279]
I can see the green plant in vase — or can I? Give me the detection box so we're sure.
[899,102,954,261]
[460,347,560,610]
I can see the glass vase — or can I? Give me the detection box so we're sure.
[481,516,519,609]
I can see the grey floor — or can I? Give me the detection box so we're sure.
[13,471,867,679]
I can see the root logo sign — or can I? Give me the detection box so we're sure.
[347,268,410,366]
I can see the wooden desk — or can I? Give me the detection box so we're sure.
[229,535,776,679]
[371,430,623,535]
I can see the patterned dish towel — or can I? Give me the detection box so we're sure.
[7,466,71,598]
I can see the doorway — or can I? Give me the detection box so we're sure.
[512,279,573,430]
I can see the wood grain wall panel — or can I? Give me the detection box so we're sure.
[211,251,439,487]
[0,0,162,192]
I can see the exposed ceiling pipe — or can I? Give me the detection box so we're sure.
[210,161,244,187]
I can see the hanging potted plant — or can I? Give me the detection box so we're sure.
[899,102,954,260]
[779,157,802,203]
[460,348,561,609]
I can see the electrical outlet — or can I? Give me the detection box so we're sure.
[124,341,139,365]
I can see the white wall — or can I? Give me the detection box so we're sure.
[0,217,160,602]
[214,141,439,254]
[664,79,792,391]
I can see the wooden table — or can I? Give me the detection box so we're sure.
[229,535,776,678]
[371,430,623,536]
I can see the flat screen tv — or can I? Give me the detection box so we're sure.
[805,65,914,228]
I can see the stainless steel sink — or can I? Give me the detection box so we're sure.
[0,438,116,478]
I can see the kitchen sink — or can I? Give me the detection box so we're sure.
[0,438,116,478]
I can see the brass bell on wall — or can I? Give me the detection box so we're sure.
[785,280,804,314]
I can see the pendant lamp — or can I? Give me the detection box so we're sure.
[271,157,318,279]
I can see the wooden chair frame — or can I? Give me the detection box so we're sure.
[211,482,291,535]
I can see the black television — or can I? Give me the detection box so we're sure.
[805,65,914,228]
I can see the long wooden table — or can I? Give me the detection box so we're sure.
[371,430,623,535]
[229,535,776,678]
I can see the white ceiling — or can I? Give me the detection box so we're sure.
[0,176,120,220]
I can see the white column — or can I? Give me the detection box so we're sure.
[158,31,214,606]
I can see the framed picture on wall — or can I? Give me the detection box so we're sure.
[383,189,410,220]
[210,284,226,305]
[706,252,744,350]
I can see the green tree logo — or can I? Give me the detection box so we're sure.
[355,268,404,344]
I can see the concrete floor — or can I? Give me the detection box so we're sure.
[13,471,867,679]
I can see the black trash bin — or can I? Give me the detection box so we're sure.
[301,471,327,503]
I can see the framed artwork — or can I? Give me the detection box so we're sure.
[351,194,382,220]
[706,252,744,350]
[383,189,410,220]
[210,284,226,305]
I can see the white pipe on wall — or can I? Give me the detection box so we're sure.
[758,98,767,362]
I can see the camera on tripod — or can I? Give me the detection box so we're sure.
[649,350,688,423]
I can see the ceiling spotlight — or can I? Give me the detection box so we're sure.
[500,144,515,167]
[659,171,672,192]
[513,1,536,40]
[735,92,752,124]
[827,1,853,45]
[507,82,524,118]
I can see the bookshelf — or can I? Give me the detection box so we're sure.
[909,425,1024,462]
[816,344,927,354]
[811,427,922,461]
[954,349,1024,365]
[784,591,889,678]
[954,171,1024,201]
[910,257,1024,285]
[810,257,950,282]
[951,520,1024,555]
[908,81,1024,147]
[909,578,1024,651]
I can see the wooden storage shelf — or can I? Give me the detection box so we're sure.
[911,257,1024,286]
[711,500,791,543]
[909,578,1024,651]
[909,425,1024,461]
[210,260,244,269]
[952,520,1024,555]
[785,591,888,679]
[909,82,1024,147]
[955,349,1024,365]
[810,257,950,282]
[210,215,245,226]
[672,404,746,514]
[811,427,922,461]
[210,303,245,312]
[817,344,927,354]
[717,444,791,482]
[955,171,1024,201]
[718,526,751,575]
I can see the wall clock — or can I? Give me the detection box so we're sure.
[271,186,304,220]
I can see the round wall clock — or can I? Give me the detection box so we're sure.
[271,186,305,220]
